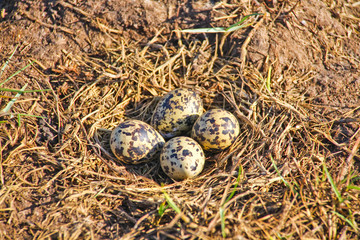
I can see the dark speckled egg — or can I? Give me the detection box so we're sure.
[160,136,205,181]
[151,88,203,139]
[191,109,240,152]
[110,120,165,164]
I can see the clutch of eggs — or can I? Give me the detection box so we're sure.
[110,119,165,164]
[151,88,203,139]
[191,109,240,152]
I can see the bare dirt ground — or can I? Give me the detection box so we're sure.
[0,0,359,239]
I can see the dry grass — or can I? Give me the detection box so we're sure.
[0,1,360,239]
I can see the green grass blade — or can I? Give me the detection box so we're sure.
[225,165,243,204]
[350,176,360,182]
[323,163,344,203]
[225,13,262,31]
[158,201,168,217]
[2,84,27,114]
[0,61,34,87]
[332,211,357,232]
[0,45,18,80]
[220,207,226,238]
[347,185,360,191]
[271,156,299,196]
[180,27,226,33]
[92,187,106,198]
[161,186,181,214]
[266,66,272,93]
[340,171,360,184]
[0,88,50,93]
[17,113,46,127]
[219,166,243,238]
[271,156,289,188]
[223,23,255,32]
[17,114,21,126]
[180,13,262,33]
[17,113,46,119]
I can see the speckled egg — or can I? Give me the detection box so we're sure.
[151,88,203,139]
[110,120,165,164]
[160,136,205,181]
[191,109,240,152]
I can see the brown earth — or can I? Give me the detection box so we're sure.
[0,0,359,239]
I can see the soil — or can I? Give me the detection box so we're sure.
[0,0,359,239]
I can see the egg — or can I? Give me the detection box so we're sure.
[160,136,205,180]
[151,88,203,139]
[191,109,240,152]
[110,119,165,164]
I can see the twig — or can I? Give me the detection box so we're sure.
[337,130,360,182]
[20,10,74,35]
[240,13,267,71]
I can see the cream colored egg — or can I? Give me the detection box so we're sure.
[160,136,205,180]
[110,120,165,164]
[191,109,240,152]
[151,88,203,139]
